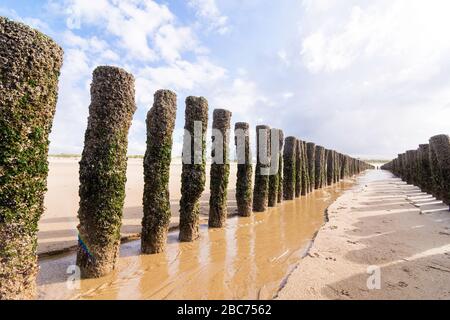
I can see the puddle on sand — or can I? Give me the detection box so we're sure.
[37,180,355,300]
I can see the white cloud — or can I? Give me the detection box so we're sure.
[301,0,450,77]
[59,0,185,62]
[188,0,229,34]
[136,58,227,103]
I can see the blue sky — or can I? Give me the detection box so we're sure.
[2,0,450,159]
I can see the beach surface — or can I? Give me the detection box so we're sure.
[38,170,354,299]
[277,170,450,300]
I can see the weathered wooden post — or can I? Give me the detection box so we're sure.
[327,149,335,185]
[306,143,316,192]
[314,145,325,189]
[253,125,271,212]
[333,151,339,183]
[235,122,253,217]
[209,109,232,228]
[335,153,341,182]
[283,137,297,200]
[300,140,310,195]
[76,66,136,278]
[179,97,208,241]
[0,17,63,299]
[277,130,284,203]
[417,144,432,194]
[405,150,416,185]
[295,139,302,197]
[141,90,177,254]
[269,129,283,207]
[429,134,450,205]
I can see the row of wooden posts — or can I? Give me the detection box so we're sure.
[381,135,450,207]
[0,18,373,299]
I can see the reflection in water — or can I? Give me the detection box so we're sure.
[37,180,354,300]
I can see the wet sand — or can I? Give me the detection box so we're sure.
[277,170,450,300]
[37,178,355,299]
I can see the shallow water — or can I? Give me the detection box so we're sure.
[37,179,354,300]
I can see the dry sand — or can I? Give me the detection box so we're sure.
[39,158,238,255]
[277,170,450,300]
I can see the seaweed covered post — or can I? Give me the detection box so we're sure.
[141,90,177,254]
[306,142,316,192]
[300,141,310,195]
[277,130,284,203]
[429,135,450,205]
[235,122,253,217]
[76,66,136,278]
[295,139,302,198]
[417,144,432,194]
[405,150,416,185]
[179,97,209,241]
[253,125,271,212]
[269,129,282,207]
[0,17,63,299]
[327,149,334,186]
[314,145,325,189]
[209,109,232,228]
[283,137,297,200]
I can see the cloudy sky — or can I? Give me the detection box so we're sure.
[2,0,450,159]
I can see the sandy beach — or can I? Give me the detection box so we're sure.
[277,170,450,300]
[38,162,450,300]
[37,170,355,300]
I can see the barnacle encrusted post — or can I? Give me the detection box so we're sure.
[300,140,310,195]
[429,134,450,205]
[235,122,253,217]
[76,66,136,278]
[0,17,63,299]
[141,90,177,254]
[327,149,335,185]
[277,130,284,203]
[405,150,416,185]
[179,97,209,241]
[417,144,432,194]
[295,139,302,198]
[253,125,271,212]
[269,129,282,207]
[306,143,316,192]
[283,137,297,200]
[314,145,325,189]
[341,155,350,179]
[333,151,340,183]
[209,109,232,228]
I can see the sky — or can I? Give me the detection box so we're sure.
[1,0,450,159]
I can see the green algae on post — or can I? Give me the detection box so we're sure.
[429,134,450,205]
[253,125,270,212]
[209,109,232,228]
[76,66,136,278]
[179,97,209,241]
[277,130,284,203]
[295,139,302,198]
[141,90,177,254]
[0,17,63,300]
[235,122,253,217]
[269,129,283,207]
[283,137,297,200]
[306,142,316,193]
